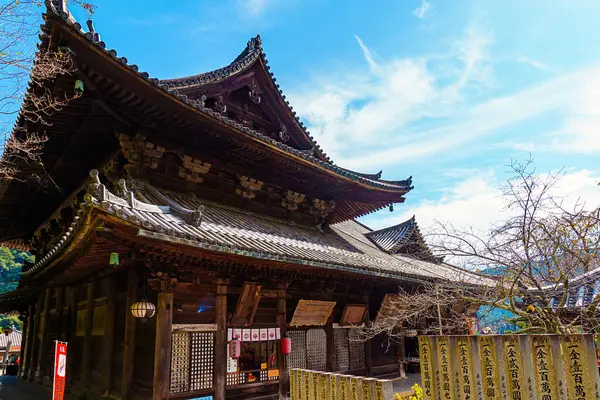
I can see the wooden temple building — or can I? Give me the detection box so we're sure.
[0,2,491,399]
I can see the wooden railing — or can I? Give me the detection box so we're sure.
[419,334,600,400]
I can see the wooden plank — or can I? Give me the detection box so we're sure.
[469,336,484,400]
[231,282,262,325]
[35,288,51,383]
[436,335,455,399]
[325,313,334,372]
[20,305,33,379]
[478,335,501,400]
[503,336,525,400]
[492,336,508,400]
[82,282,95,390]
[121,267,138,400]
[152,292,174,400]
[582,335,600,399]
[531,335,559,400]
[418,336,437,400]
[339,304,367,326]
[214,279,228,400]
[548,336,567,400]
[101,276,116,396]
[290,300,336,327]
[561,335,595,400]
[517,335,537,400]
[277,285,288,400]
[456,336,475,400]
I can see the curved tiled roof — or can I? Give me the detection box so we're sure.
[41,2,412,194]
[159,35,331,163]
[365,217,418,253]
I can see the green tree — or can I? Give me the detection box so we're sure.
[0,247,33,330]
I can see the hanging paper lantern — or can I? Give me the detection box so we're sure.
[130,299,156,323]
[109,252,119,267]
[281,337,292,355]
[229,339,241,359]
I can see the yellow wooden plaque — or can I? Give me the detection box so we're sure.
[319,373,328,400]
[304,370,310,400]
[418,336,437,400]
[311,371,319,400]
[479,336,500,400]
[329,374,338,400]
[374,380,385,400]
[290,369,296,400]
[503,336,525,400]
[350,377,360,400]
[362,379,372,400]
[561,335,594,400]
[298,370,304,400]
[437,336,455,400]
[290,300,336,327]
[340,376,348,400]
[456,336,474,400]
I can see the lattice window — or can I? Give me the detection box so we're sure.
[288,330,307,369]
[170,332,190,394]
[190,332,214,391]
[333,329,349,371]
[348,329,365,370]
[306,329,327,371]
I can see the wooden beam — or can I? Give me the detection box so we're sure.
[152,291,174,400]
[27,296,42,381]
[363,294,372,377]
[102,276,116,396]
[276,284,288,400]
[121,267,138,400]
[214,278,228,400]
[325,313,334,372]
[82,282,95,390]
[35,288,51,383]
[20,305,33,379]
[18,307,31,379]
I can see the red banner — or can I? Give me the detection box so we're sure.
[52,341,67,400]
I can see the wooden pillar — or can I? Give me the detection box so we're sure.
[363,293,372,377]
[214,278,228,400]
[102,276,116,396]
[67,287,78,385]
[21,305,33,379]
[19,308,31,378]
[325,313,334,372]
[35,288,51,383]
[276,283,289,400]
[398,337,406,378]
[28,296,42,380]
[55,288,64,340]
[82,282,95,391]
[121,267,138,400]
[152,291,174,400]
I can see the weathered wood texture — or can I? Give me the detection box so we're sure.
[121,266,138,400]
[35,288,51,383]
[20,305,33,378]
[82,282,95,390]
[214,279,228,400]
[152,292,174,400]
[102,276,116,396]
[420,334,600,400]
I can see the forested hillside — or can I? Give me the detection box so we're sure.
[0,247,33,330]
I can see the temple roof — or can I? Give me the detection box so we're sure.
[21,171,493,287]
[364,216,442,263]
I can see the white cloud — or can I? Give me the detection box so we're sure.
[413,0,431,19]
[366,169,600,234]
[290,28,492,164]
[517,56,548,72]
[242,0,270,17]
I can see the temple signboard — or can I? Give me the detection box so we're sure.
[290,300,336,327]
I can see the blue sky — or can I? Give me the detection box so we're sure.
[68,0,600,231]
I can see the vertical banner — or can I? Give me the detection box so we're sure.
[503,336,525,400]
[419,336,438,400]
[479,336,500,400]
[52,341,68,400]
[456,336,475,400]
[437,335,456,399]
[561,335,594,400]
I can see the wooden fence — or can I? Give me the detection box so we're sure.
[419,334,600,400]
[289,368,415,400]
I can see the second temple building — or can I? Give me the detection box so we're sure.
[0,3,490,399]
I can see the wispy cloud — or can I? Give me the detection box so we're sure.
[517,56,548,71]
[413,0,431,19]
[241,0,271,17]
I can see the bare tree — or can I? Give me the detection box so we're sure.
[365,158,600,338]
[0,0,95,180]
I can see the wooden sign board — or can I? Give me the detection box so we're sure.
[290,300,336,327]
[231,282,262,325]
[340,304,367,326]
[374,294,401,325]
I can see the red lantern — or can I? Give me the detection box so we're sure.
[229,339,241,359]
[281,337,292,355]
